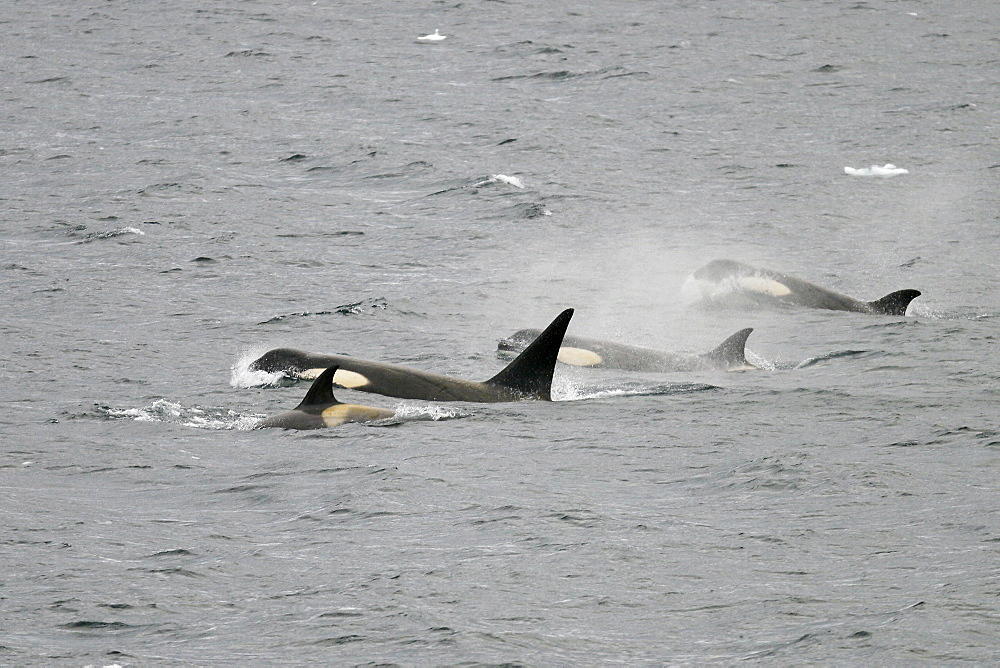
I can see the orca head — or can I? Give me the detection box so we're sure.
[249,348,315,375]
[497,329,542,354]
[693,259,748,282]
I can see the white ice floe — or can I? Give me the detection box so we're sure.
[417,29,446,42]
[844,164,909,177]
[475,174,525,188]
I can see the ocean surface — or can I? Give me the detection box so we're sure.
[2,0,998,664]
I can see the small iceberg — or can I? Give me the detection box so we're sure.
[417,29,446,42]
[844,163,909,177]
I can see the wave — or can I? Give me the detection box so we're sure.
[257,297,389,325]
[795,350,875,369]
[97,399,262,430]
[97,399,469,431]
[553,378,718,401]
[73,226,145,243]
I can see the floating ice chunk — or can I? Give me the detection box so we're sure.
[417,29,446,42]
[844,164,909,177]
[475,174,525,188]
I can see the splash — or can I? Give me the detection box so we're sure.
[99,400,262,430]
[474,174,525,189]
[745,349,777,371]
[75,227,145,243]
[231,347,286,388]
[99,399,468,431]
[391,403,470,421]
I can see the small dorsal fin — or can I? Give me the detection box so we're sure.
[702,328,754,368]
[485,309,573,400]
[867,289,921,315]
[296,366,341,408]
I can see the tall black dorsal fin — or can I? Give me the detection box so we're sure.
[867,289,921,315]
[485,309,574,400]
[296,366,342,408]
[702,328,754,368]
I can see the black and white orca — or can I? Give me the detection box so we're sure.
[256,366,395,429]
[499,327,756,372]
[250,309,574,402]
[691,259,920,315]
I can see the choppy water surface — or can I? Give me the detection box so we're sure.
[2,0,998,664]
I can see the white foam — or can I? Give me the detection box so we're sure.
[744,349,776,371]
[550,377,644,401]
[390,403,469,421]
[475,174,525,189]
[844,164,909,177]
[230,348,285,388]
[102,400,262,430]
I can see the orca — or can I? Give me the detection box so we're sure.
[249,309,574,402]
[691,259,920,315]
[256,366,396,429]
[499,327,756,372]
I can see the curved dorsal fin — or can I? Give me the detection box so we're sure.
[868,289,921,315]
[296,366,342,408]
[702,328,754,368]
[485,309,574,400]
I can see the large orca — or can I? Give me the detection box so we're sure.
[256,366,395,429]
[499,327,756,372]
[691,259,920,315]
[250,309,574,402]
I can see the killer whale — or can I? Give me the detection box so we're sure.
[250,309,574,402]
[691,259,920,315]
[256,366,395,429]
[499,327,756,372]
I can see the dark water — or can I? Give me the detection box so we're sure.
[3,1,998,664]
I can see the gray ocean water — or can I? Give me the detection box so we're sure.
[3,0,998,664]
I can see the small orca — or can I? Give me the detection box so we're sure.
[256,366,396,430]
[691,259,920,315]
[250,309,574,402]
[499,327,756,372]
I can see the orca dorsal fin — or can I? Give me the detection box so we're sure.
[868,289,921,315]
[702,328,754,368]
[485,309,574,400]
[296,366,342,408]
